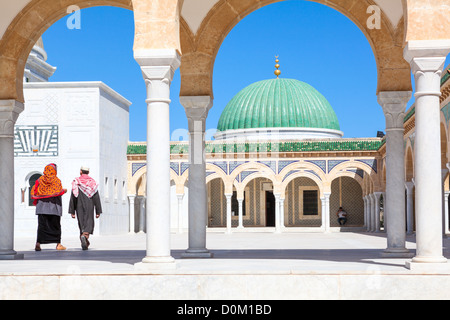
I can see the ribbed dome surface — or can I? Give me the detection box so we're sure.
[217,78,340,132]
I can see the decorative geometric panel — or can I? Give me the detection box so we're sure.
[241,171,258,182]
[132,163,146,176]
[328,160,348,173]
[278,160,299,173]
[229,161,247,174]
[258,161,277,173]
[346,169,364,178]
[180,163,190,175]
[306,160,327,174]
[211,161,228,174]
[170,162,180,175]
[14,125,58,157]
[356,159,378,173]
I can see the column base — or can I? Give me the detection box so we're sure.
[406,257,449,273]
[181,249,214,259]
[134,256,177,271]
[381,248,414,258]
[0,250,24,260]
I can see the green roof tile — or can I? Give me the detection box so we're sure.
[217,78,340,132]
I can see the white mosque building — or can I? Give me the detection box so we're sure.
[14,38,131,238]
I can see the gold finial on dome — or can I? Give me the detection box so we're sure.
[274,56,281,79]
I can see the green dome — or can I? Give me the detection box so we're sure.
[217,78,340,132]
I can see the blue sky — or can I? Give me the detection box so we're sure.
[41,1,446,142]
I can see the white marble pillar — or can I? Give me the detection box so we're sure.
[404,41,450,268]
[0,100,24,260]
[128,195,136,234]
[370,193,377,233]
[134,49,180,270]
[444,191,450,236]
[237,198,244,229]
[280,197,285,230]
[446,163,450,236]
[379,91,413,257]
[373,192,382,233]
[177,194,184,234]
[321,193,331,232]
[366,194,373,232]
[225,193,232,234]
[181,96,213,258]
[405,181,415,235]
[274,194,281,233]
[363,196,368,231]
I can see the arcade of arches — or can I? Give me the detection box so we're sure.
[0,0,450,272]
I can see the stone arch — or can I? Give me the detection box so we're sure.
[129,164,180,195]
[0,0,183,102]
[328,159,380,191]
[280,171,324,199]
[237,171,278,199]
[278,161,327,185]
[180,0,412,98]
[405,143,414,182]
[229,161,277,186]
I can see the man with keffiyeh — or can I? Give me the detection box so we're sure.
[69,166,103,250]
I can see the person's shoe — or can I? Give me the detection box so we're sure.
[35,243,41,251]
[80,235,89,251]
[56,244,66,251]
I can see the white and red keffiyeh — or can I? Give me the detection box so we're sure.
[72,174,99,199]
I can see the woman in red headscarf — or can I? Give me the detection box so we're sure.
[31,164,67,251]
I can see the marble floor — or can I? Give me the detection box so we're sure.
[1,231,450,300]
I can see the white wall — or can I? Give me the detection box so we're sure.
[14,82,131,239]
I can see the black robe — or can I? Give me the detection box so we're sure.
[68,190,102,235]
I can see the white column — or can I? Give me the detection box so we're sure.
[280,197,285,231]
[404,41,450,268]
[274,194,281,233]
[366,194,373,232]
[442,169,449,235]
[180,96,213,258]
[321,193,331,233]
[405,181,415,235]
[134,49,180,270]
[177,194,184,234]
[446,163,450,235]
[363,196,368,231]
[444,191,450,236]
[0,100,24,260]
[237,198,244,229]
[373,192,382,233]
[369,193,377,232]
[379,91,413,257]
[128,195,136,234]
[225,193,232,234]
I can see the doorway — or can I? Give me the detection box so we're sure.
[266,191,276,227]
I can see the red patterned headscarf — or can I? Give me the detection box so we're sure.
[31,164,66,204]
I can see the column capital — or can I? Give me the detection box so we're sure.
[0,100,24,137]
[135,49,181,81]
[405,181,415,193]
[404,40,450,66]
[180,96,213,127]
[378,91,412,129]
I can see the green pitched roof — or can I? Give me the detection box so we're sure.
[217,78,340,132]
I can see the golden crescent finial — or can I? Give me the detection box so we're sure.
[274,55,281,79]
